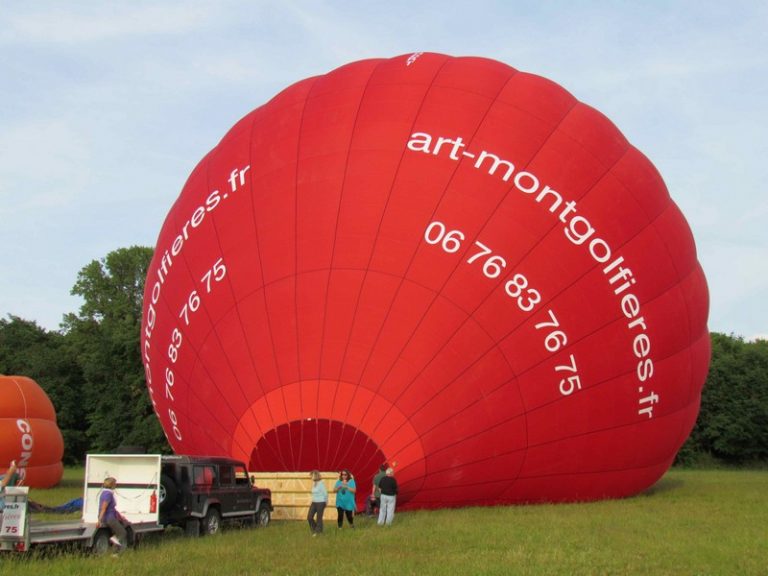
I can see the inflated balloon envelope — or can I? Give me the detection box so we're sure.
[0,375,64,488]
[141,52,710,507]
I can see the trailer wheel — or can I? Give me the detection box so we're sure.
[92,528,112,555]
[202,507,221,535]
[159,474,178,511]
[126,525,137,548]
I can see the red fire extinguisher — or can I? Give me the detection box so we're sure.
[150,490,157,513]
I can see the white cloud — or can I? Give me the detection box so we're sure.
[0,2,218,44]
[0,118,92,214]
[701,240,768,337]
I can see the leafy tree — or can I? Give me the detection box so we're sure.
[63,246,168,454]
[0,315,50,370]
[678,332,768,465]
[0,315,87,464]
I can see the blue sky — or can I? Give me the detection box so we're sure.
[1,1,766,340]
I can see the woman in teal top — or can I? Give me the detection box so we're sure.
[333,469,356,528]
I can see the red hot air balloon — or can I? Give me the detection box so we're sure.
[0,375,64,488]
[141,53,709,508]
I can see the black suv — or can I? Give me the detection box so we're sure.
[158,455,272,535]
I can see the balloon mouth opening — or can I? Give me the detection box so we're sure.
[249,419,388,483]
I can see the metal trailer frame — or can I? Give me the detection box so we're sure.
[1,454,165,553]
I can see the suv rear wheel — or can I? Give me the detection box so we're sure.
[159,474,178,511]
[203,507,221,535]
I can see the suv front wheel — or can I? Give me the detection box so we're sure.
[203,507,221,535]
[256,502,271,527]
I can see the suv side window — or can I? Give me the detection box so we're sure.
[234,465,250,486]
[219,465,234,485]
[193,465,216,487]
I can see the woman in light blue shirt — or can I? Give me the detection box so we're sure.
[307,470,328,535]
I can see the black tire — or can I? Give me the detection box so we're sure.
[256,502,271,528]
[184,518,201,537]
[159,474,178,512]
[202,507,221,536]
[92,528,111,555]
[126,525,137,548]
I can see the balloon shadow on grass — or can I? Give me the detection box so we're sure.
[638,476,684,497]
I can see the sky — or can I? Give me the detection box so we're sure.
[1,1,766,340]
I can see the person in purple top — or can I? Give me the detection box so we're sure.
[98,477,127,552]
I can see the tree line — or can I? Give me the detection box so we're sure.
[0,247,167,462]
[1,247,766,466]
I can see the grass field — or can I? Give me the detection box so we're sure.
[1,468,765,575]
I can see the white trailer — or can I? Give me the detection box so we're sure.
[1,454,164,553]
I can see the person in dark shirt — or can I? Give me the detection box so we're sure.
[376,467,398,526]
[367,462,388,516]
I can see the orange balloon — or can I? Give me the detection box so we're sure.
[0,375,64,488]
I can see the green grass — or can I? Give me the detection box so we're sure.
[2,469,766,575]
